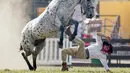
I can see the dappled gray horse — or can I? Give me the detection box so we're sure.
[20,0,98,70]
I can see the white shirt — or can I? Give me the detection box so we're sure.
[85,32,110,70]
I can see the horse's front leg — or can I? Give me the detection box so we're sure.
[32,49,42,71]
[32,54,37,71]
[58,25,65,48]
[68,19,79,41]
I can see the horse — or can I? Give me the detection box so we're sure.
[20,0,98,70]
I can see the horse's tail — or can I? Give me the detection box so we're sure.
[19,44,23,51]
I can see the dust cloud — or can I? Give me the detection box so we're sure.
[0,0,31,70]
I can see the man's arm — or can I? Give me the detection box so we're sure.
[97,32,106,37]
[97,32,111,41]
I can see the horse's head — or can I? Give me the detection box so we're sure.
[80,0,97,18]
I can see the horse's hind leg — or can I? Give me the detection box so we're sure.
[32,39,46,70]
[21,52,34,70]
[20,45,34,70]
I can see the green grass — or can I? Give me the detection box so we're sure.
[1,66,130,73]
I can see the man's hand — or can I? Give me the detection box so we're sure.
[97,32,111,41]
[106,36,111,41]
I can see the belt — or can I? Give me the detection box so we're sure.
[86,49,89,59]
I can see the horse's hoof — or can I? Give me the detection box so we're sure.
[29,67,35,71]
[58,45,63,48]
[4,69,10,71]
[33,68,36,71]
[58,44,63,48]
[58,41,63,48]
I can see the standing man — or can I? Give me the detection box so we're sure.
[61,19,113,72]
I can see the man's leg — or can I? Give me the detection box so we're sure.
[65,27,86,59]
[61,37,86,71]
[74,37,86,59]
[62,47,78,71]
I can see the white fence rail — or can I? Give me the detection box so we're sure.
[37,38,72,65]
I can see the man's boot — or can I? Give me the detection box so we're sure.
[61,62,68,71]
